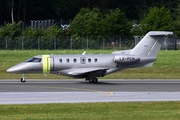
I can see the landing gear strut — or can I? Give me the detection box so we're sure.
[21,74,26,82]
[85,77,98,83]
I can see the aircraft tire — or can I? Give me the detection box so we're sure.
[86,78,98,83]
[85,78,89,81]
[21,78,26,83]
[89,79,93,83]
[92,78,98,83]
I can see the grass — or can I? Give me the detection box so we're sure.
[1,50,180,79]
[0,102,180,120]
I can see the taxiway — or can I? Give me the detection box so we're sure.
[0,79,180,104]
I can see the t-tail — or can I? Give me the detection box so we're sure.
[129,31,173,67]
[130,31,173,57]
[112,31,173,68]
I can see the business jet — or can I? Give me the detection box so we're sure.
[7,31,173,83]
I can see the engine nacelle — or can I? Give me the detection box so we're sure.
[114,55,140,64]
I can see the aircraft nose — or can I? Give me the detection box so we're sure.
[6,63,27,73]
[6,66,21,73]
[6,68,13,73]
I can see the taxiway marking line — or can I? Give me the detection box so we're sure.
[2,84,103,92]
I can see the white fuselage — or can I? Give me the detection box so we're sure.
[7,54,156,78]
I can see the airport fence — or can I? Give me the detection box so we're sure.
[0,35,178,50]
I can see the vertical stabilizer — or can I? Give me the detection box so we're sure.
[130,31,173,57]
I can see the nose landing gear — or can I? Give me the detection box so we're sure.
[21,74,26,82]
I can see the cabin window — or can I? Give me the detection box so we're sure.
[74,59,77,63]
[94,58,98,63]
[66,59,69,63]
[88,58,91,63]
[80,57,86,64]
[59,59,62,63]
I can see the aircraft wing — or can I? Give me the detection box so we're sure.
[58,67,109,77]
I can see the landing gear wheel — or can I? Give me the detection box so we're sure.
[85,77,98,83]
[85,78,89,81]
[21,74,26,82]
[92,78,98,83]
[89,79,93,83]
[21,78,26,82]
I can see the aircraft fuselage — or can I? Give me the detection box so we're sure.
[7,54,156,78]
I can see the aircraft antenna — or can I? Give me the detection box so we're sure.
[82,51,86,55]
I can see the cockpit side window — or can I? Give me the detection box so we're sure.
[26,57,42,62]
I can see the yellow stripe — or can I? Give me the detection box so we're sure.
[47,57,51,71]
[42,55,50,73]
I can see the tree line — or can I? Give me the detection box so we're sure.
[0,0,179,22]
[0,0,180,38]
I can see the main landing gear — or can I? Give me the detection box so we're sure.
[85,77,98,83]
[21,74,26,82]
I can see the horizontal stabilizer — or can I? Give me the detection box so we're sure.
[148,31,173,36]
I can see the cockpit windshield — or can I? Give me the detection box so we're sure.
[26,57,42,62]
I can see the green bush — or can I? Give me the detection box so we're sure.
[0,21,22,38]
